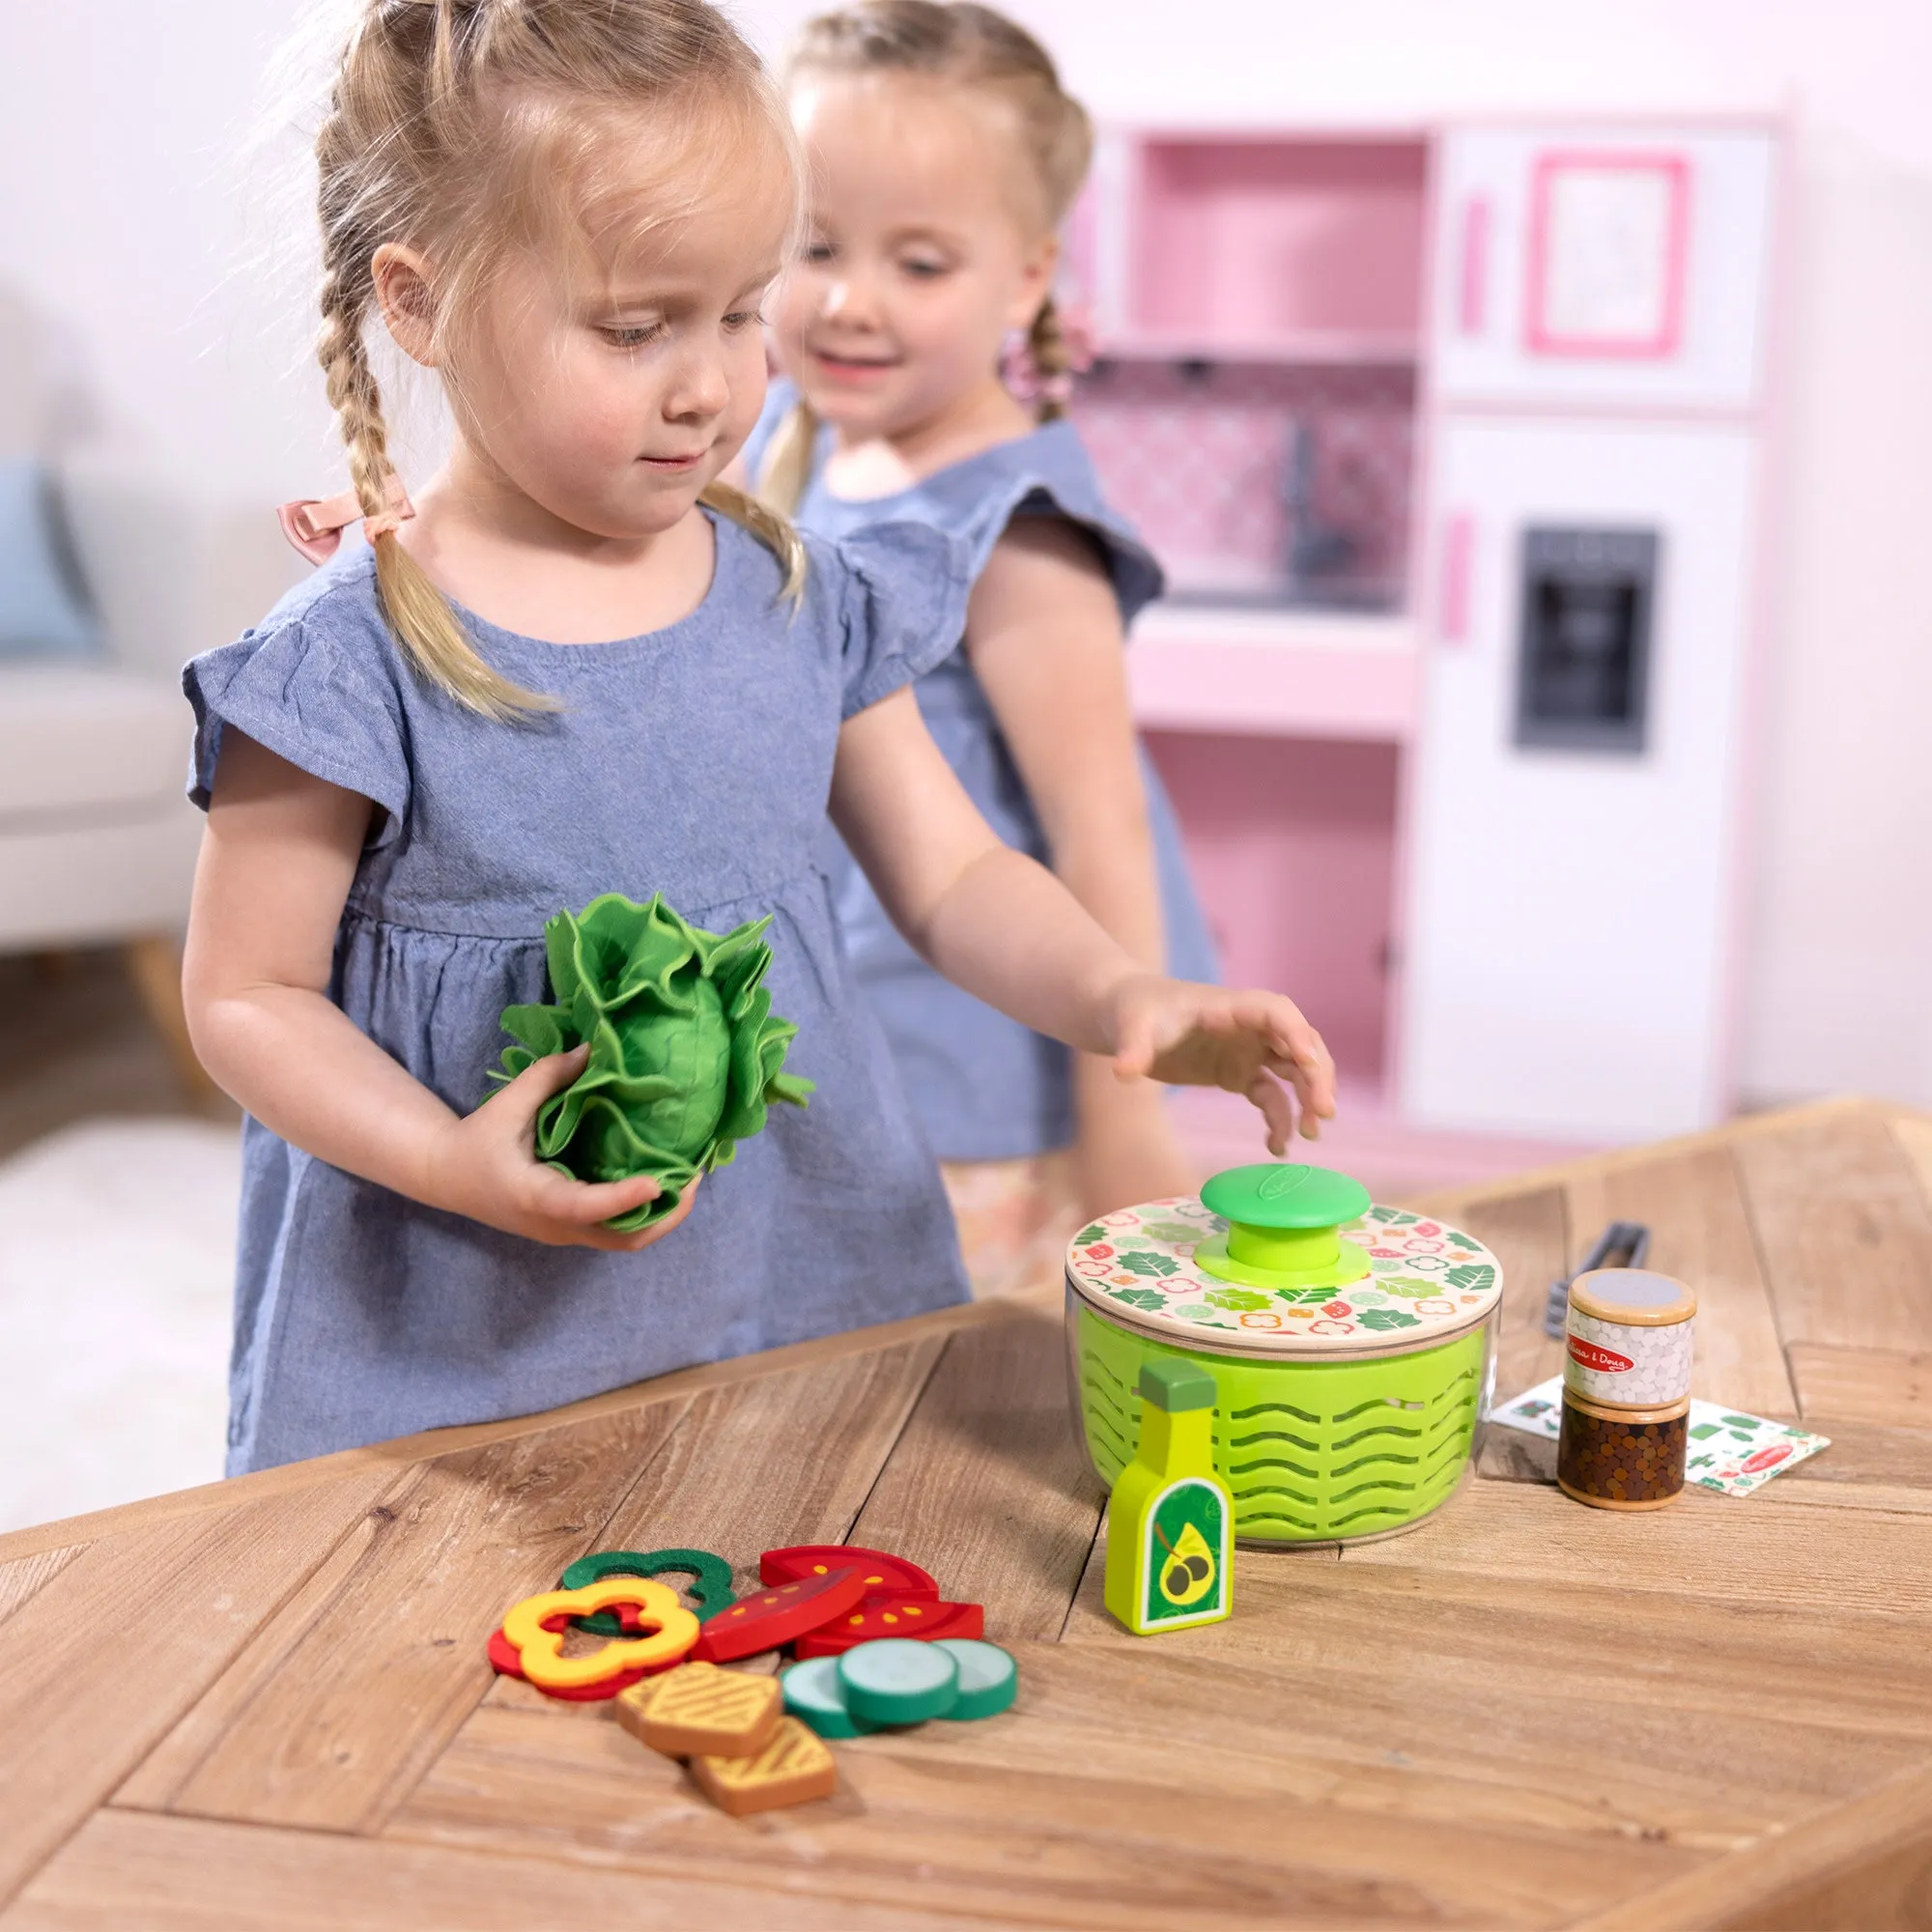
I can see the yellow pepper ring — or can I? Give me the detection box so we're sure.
[501,1577,699,1690]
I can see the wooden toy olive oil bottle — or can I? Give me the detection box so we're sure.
[1104,1359,1234,1635]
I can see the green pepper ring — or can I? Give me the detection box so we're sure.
[559,1548,737,1636]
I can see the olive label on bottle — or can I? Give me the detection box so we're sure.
[1141,1478,1231,1628]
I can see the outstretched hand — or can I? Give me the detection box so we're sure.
[1106,976,1337,1157]
[423,1045,700,1251]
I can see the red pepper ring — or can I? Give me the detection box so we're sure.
[486,1616,654,1701]
[494,1578,699,1694]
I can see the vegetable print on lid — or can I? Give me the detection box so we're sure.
[1065,1195,1504,1352]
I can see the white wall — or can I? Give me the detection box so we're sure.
[2,0,1925,1112]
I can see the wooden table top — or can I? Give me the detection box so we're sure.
[2,1095,1930,1930]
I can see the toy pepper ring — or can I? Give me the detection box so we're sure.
[486,1617,646,1701]
[560,1548,737,1637]
[497,1577,699,1692]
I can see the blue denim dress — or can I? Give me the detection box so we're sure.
[747,388,1218,1160]
[185,511,971,1472]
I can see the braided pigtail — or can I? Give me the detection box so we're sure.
[316,246,554,721]
[1026,293,1074,423]
[314,5,553,720]
[753,398,821,519]
[701,478,807,598]
[308,0,805,720]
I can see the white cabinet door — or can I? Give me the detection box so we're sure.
[1399,418,1757,1140]
[1430,124,1776,412]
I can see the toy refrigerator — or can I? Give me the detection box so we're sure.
[1404,126,1778,1139]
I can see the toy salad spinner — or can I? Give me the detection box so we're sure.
[1065,1163,1504,1546]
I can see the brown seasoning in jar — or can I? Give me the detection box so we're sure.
[1556,1389,1690,1511]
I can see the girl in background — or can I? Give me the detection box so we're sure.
[753,0,1228,1295]
[182,0,1333,1469]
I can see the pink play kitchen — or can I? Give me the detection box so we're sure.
[1065,120,1780,1151]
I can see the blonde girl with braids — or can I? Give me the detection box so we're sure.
[181,0,1333,1470]
[751,1,1234,1289]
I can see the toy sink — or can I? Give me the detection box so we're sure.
[1065,1163,1503,1546]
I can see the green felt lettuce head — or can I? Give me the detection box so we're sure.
[494,894,812,1231]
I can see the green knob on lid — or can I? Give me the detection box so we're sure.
[1199,1163,1372,1230]
[1195,1163,1374,1293]
[1138,1359,1216,1412]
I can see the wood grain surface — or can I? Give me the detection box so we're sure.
[0,1467,401,1906]
[1564,1145,1797,1415]
[5,1808,996,1931]
[843,1309,1106,1642]
[1,1098,1929,1930]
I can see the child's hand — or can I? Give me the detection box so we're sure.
[424,1046,698,1251]
[1107,977,1336,1158]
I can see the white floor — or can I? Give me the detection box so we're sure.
[0,1118,237,1535]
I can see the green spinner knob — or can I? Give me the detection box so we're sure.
[1194,1163,1374,1293]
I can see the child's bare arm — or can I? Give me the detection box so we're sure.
[964,517,1198,1199]
[829,694,1334,1151]
[183,729,687,1250]
[965,519,1164,971]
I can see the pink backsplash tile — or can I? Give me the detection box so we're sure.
[1069,360,1416,610]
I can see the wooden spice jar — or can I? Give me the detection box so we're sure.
[1557,1390,1690,1510]
[1565,1268,1697,1406]
[1557,1266,1696,1510]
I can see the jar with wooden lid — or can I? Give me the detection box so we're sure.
[1558,1266,1696,1510]
[1564,1267,1696,1406]
[1557,1390,1690,1510]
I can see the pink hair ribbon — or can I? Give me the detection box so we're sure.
[276,476,414,565]
[1000,300,1097,410]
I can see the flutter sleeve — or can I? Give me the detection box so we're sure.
[183,598,412,845]
[939,420,1165,629]
[1005,477,1165,628]
[829,521,976,721]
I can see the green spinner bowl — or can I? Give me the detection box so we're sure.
[1064,1164,1503,1547]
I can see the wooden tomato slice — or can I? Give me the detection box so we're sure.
[759,1545,940,1600]
[793,1595,984,1659]
[690,1567,867,1663]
